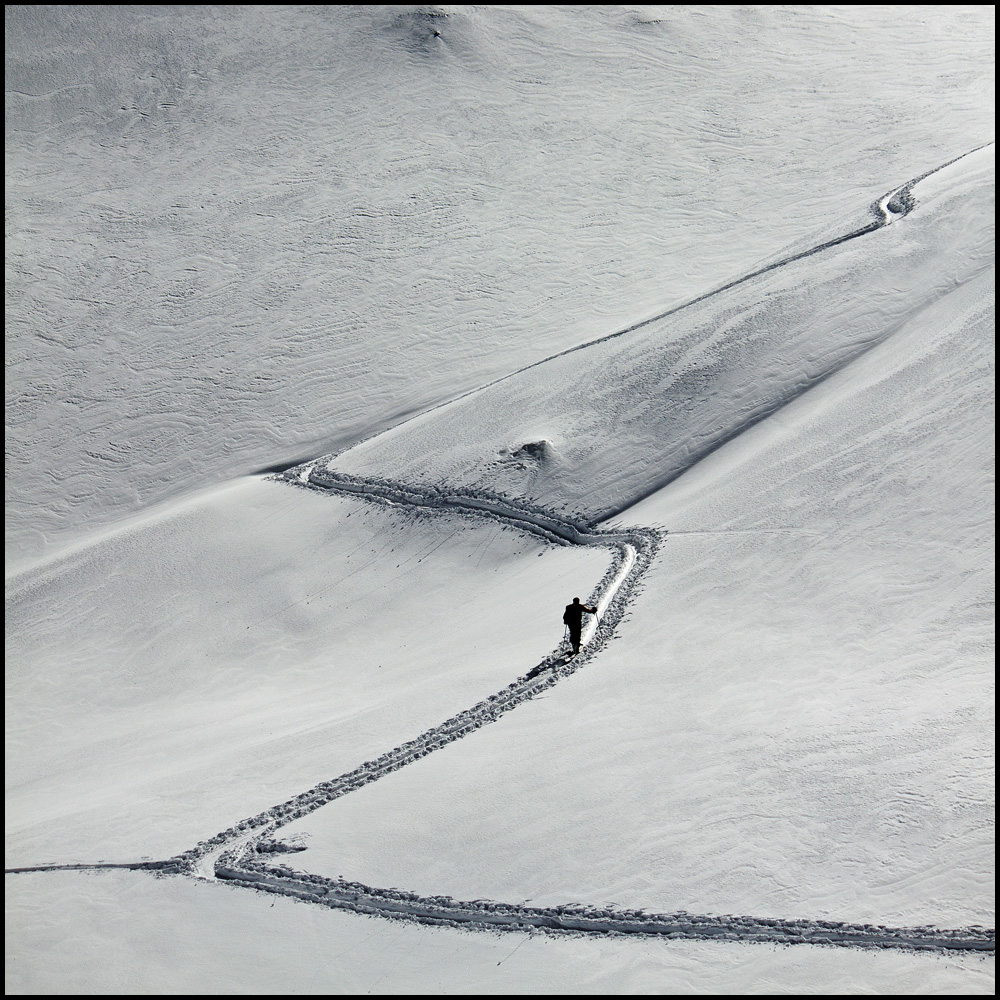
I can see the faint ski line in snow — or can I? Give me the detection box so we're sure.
[336,144,992,450]
[4,861,173,874]
[665,527,821,537]
[6,84,94,100]
[496,932,532,965]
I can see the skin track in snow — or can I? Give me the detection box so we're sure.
[10,474,990,956]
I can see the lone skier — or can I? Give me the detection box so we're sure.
[563,596,597,655]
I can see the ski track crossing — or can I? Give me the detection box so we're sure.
[7,147,996,957]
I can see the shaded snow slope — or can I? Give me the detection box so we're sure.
[330,146,994,522]
[5,478,608,865]
[6,6,995,566]
[278,263,993,937]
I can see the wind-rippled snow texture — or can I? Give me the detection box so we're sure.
[5,5,995,565]
[5,6,995,991]
[330,146,994,522]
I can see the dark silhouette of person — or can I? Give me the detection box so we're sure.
[563,597,597,655]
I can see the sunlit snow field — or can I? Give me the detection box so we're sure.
[6,5,995,995]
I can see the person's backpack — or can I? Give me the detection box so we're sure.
[562,606,573,626]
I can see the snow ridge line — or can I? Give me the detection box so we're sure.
[213,857,995,953]
[164,469,659,873]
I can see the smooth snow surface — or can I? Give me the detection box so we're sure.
[6,5,995,995]
[7,478,607,864]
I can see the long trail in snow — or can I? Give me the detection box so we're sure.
[6,449,993,956]
[148,469,989,955]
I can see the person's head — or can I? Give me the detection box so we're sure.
[573,597,580,603]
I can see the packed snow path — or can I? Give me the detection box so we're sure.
[7,450,993,957]
[152,471,986,954]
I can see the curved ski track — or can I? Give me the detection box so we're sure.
[155,469,989,955]
[166,466,660,877]
[7,146,995,957]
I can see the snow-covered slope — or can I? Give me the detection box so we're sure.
[329,146,994,522]
[284,261,993,932]
[6,5,994,567]
[6,5,995,995]
[6,478,608,865]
